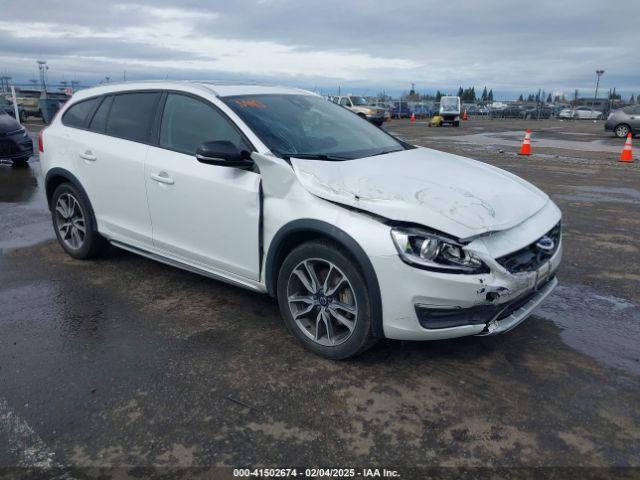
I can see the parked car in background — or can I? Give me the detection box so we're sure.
[558,106,602,120]
[411,104,437,118]
[605,105,640,137]
[521,106,553,120]
[0,111,33,166]
[40,81,562,359]
[0,96,28,123]
[493,104,524,119]
[333,95,386,126]
[391,101,412,119]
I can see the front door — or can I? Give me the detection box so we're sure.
[145,92,261,280]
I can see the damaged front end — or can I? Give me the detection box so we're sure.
[415,220,562,335]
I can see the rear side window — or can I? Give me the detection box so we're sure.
[159,93,248,156]
[106,92,160,143]
[62,98,99,128]
[88,96,113,132]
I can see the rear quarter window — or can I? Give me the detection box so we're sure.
[61,98,99,128]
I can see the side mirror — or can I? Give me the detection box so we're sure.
[195,140,253,169]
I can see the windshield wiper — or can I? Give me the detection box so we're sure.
[367,148,404,157]
[277,152,351,161]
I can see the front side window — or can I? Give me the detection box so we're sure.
[62,97,99,128]
[350,96,368,106]
[223,94,405,160]
[159,93,248,155]
[106,92,160,143]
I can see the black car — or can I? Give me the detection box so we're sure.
[521,106,553,119]
[492,105,525,119]
[0,112,33,166]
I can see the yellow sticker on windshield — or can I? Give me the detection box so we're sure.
[234,99,267,109]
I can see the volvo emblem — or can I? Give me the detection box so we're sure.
[535,235,555,252]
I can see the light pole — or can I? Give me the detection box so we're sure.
[593,70,604,110]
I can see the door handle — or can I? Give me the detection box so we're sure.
[150,172,175,185]
[79,150,97,162]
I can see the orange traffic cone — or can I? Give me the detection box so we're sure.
[462,109,468,121]
[620,133,634,163]
[410,112,415,123]
[519,129,532,156]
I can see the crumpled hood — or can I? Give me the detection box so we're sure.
[290,147,549,240]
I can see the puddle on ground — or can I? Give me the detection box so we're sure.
[0,160,54,252]
[431,131,622,154]
[557,186,640,205]
[536,283,640,375]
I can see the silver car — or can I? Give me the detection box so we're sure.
[605,105,640,137]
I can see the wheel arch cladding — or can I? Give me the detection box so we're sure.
[46,168,83,208]
[266,219,385,338]
[45,168,98,228]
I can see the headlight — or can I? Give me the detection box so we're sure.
[365,108,375,115]
[390,227,488,274]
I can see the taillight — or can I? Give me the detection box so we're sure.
[38,129,44,153]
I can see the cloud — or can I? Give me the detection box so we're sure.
[0,0,637,96]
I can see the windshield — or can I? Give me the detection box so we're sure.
[223,94,405,160]
[440,97,459,112]
[350,96,369,106]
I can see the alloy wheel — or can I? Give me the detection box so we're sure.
[286,258,358,347]
[616,125,630,138]
[55,193,86,250]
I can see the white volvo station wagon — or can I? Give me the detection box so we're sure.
[40,81,562,359]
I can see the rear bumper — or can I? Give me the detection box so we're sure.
[0,134,33,159]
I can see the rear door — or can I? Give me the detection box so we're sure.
[76,91,160,248]
[145,92,261,280]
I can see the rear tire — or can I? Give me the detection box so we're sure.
[615,124,631,138]
[51,183,107,259]
[277,240,376,359]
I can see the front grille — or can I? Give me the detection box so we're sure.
[0,140,21,156]
[497,222,561,273]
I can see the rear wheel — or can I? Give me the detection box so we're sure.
[51,183,107,259]
[277,240,376,359]
[615,124,631,138]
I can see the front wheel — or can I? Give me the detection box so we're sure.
[615,124,631,138]
[277,240,376,359]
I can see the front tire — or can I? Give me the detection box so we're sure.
[277,240,376,359]
[51,183,106,259]
[615,124,631,138]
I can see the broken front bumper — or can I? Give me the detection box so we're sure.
[373,238,562,341]
[477,275,557,335]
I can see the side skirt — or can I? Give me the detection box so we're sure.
[110,240,266,293]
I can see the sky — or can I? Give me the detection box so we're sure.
[0,0,638,100]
